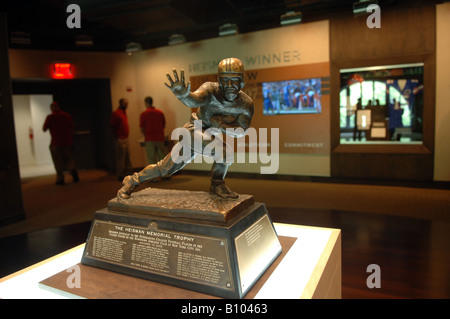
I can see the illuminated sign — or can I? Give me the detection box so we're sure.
[51,63,74,79]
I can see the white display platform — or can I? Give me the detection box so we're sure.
[0,223,341,299]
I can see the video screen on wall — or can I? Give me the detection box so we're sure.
[262,78,322,115]
[339,63,424,143]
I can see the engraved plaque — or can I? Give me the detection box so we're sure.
[81,198,282,298]
[83,220,233,290]
[234,214,282,294]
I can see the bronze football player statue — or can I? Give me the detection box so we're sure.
[117,57,254,200]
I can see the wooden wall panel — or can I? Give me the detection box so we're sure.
[330,6,436,62]
[330,5,436,181]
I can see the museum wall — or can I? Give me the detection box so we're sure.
[435,2,450,181]
[8,49,142,167]
[329,4,437,181]
[131,20,331,176]
[7,3,450,181]
[8,20,331,177]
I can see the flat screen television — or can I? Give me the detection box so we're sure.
[262,78,322,115]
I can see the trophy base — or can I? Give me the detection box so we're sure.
[81,188,282,299]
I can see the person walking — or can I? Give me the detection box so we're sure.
[43,101,79,185]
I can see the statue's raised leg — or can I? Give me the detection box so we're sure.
[117,153,187,199]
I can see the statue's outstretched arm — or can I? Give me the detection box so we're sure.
[165,69,207,108]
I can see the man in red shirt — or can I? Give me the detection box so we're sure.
[111,98,132,180]
[140,96,167,165]
[43,101,79,185]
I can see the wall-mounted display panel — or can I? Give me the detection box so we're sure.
[189,62,330,155]
[262,78,322,115]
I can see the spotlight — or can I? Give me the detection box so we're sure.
[219,23,239,36]
[125,42,142,55]
[168,33,186,45]
[280,11,302,26]
[353,0,379,16]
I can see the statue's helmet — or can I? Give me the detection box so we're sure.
[217,58,244,77]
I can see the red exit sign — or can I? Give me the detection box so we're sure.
[51,63,74,79]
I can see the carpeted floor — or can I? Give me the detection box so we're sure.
[1,169,449,238]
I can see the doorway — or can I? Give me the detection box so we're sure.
[12,94,55,178]
[12,79,115,177]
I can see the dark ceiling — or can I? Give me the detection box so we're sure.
[1,0,441,52]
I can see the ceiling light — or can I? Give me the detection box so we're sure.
[280,11,302,26]
[168,34,186,45]
[353,0,379,16]
[219,23,239,36]
[125,42,142,55]
[10,31,31,45]
[75,35,93,46]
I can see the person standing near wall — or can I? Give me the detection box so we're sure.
[43,101,79,185]
[111,98,132,181]
[140,96,167,165]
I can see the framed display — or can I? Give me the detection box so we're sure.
[339,63,424,143]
